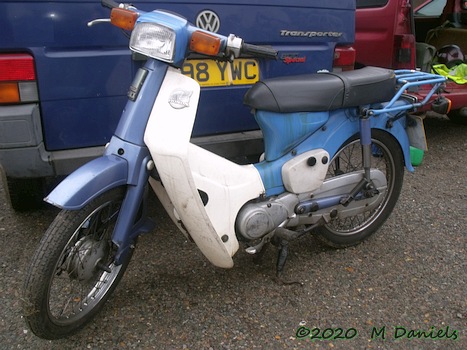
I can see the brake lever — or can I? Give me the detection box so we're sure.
[88,3,138,27]
[87,18,111,27]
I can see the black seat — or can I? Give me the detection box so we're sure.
[243,66,396,113]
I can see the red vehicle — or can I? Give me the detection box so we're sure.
[355,0,467,123]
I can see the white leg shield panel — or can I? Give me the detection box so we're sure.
[144,68,264,268]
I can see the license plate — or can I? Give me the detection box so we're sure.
[181,59,259,87]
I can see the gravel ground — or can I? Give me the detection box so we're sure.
[0,116,465,350]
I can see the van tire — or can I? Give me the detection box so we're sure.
[6,177,46,212]
[447,108,467,125]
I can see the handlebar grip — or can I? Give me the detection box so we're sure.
[101,0,120,9]
[242,43,278,59]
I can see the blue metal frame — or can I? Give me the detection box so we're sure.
[253,70,446,197]
[45,60,168,208]
[254,105,412,197]
[372,70,447,115]
[45,60,169,264]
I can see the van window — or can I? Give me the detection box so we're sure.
[356,0,389,8]
[414,0,447,16]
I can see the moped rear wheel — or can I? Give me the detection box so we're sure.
[316,130,404,248]
[23,187,133,339]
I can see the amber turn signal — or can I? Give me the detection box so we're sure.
[0,83,20,104]
[431,96,451,115]
[110,8,139,31]
[190,31,221,56]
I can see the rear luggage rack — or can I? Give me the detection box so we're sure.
[370,70,447,116]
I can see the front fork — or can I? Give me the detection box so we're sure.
[110,60,169,264]
[112,153,155,265]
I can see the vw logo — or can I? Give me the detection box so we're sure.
[196,10,221,33]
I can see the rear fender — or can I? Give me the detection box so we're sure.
[45,155,128,210]
[318,110,413,172]
[372,113,413,172]
[325,110,413,171]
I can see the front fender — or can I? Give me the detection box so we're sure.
[45,155,128,210]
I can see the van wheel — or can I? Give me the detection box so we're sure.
[447,108,467,125]
[6,177,46,212]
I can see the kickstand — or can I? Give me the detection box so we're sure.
[272,238,303,286]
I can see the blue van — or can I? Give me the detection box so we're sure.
[0,0,356,210]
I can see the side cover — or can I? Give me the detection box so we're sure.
[144,68,265,268]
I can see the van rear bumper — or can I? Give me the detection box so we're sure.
[0,103,264,179]
[0,103,105,178]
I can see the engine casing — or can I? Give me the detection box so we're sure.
[236,200,289,240]
[236,193,299,240]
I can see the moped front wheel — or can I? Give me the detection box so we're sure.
[23,187,133,339]
[316,130,404,248]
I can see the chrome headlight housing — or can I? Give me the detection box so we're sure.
[129,22,176,63]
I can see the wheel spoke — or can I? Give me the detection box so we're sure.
[319,132,403,240]
[23,188,133,339]
[47,195,123,321]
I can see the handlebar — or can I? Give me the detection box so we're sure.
[241,43,278,60]
[97,3,278,61]
[225,34,277,60]
[101,0,120,9]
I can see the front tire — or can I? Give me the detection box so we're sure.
[23,187,132,339]
[316,130,404,248]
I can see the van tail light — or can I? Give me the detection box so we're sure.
[432,96,451,115]
[333,46,355,72]
[393,34,415,69]
[0,53,39,104]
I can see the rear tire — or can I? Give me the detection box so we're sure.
[316,130,404,248]
[23,187,132,339]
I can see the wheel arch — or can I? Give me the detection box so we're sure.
[319,114,413,172]
[374,125,412,172]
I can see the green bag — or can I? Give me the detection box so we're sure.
[432,63,467,84]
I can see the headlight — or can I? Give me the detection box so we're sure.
[129,22,176,62]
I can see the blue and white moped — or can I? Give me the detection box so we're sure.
[23,0,450,339]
